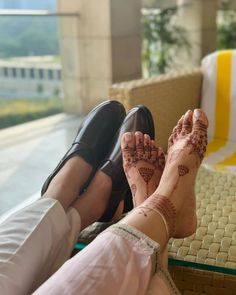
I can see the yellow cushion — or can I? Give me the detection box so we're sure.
[201,50,236,171]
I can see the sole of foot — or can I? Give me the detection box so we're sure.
[156,109,208,238]
[121,131,165,207]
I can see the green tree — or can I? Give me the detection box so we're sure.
[142,7,191,76]
[53,87,60,97]
[0,16,59,58]
[217,2,236,49]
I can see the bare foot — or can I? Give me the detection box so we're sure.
[121,131,165,207]
[154,109,208,238]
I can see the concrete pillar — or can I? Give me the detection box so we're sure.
[58,0,142,114]
[176,0,218,67]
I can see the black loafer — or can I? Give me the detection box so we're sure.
[99,105,155,222]
[41,100,126,195]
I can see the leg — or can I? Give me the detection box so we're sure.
[72,170,112,230]
[34,109,208,295]
[123,109,208,246]
[42,152,112,230]
[33,133,166,294]
[42,156,92,210]
[0,155,92,294]
[0,101,126,294]
[121,131,170,270]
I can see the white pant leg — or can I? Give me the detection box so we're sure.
[34,224,158,295]
[0,198,81,295]
[35,223,180,295]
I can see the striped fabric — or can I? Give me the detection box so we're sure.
[201,50,236,172]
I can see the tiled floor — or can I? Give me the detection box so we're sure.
[0,114,83,217]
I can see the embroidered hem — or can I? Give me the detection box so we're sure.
[106,222,180,295]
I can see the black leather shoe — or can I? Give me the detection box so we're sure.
[99,105,155,222]
[41,100,126,195]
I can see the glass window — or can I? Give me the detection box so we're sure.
[30,68,35,79]
[57,70,61,80]
[20,68,26,78]
[3,67,8,77]
[12,67,17,78]
[39,69,44,79]
[48,69,53,80]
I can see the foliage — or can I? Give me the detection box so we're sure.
[53,87,60,97]
[0,97,63,129]
[142,7,191,76]
[0,16,59,58]
[36,84,44,94]
[217,2,236,49]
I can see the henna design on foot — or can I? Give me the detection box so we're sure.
[137,194,177,237]
[138,167,155,183]
[138,166,155,196]
[121,132,166,207]
[178,165,189,176]
[168,115,184,149]
[130,183,137,206]
[185,110,208,162]
[137,207,151,217]
[130,184,137,197]
[168,110,208,163]
[157,109,208,238]
[186,126,208,161]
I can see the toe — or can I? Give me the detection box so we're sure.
[181,110,193,136]
[177,115,184,135]
[144,134,151,159]
[135,131,144,159]
[151,140,158,164]
[168,129,176,148]
[193,109,209,131]
[168,116,184,148]
[121,132,135,164]
[157,147,165,170]
[191,109,209,160]
[121,132,135,150]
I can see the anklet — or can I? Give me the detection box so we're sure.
[136,195,176,238]
[138,206,170,239]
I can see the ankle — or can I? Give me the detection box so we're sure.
[43,157,92,210]
[140,194,176,237]
[123,207,169,250]
[72,170,112,228]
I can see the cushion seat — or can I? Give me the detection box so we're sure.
[201,50,236,173]
[204,138,236,173]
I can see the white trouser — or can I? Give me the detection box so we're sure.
[0,198,179,295]
[0,198,80,294]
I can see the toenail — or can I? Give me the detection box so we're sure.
[125,133,132,140]
[194,109,202,118]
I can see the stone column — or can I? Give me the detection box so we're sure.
[58,0,142,114]
[176,0,218,67]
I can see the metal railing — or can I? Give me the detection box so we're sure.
[0,9,79,17]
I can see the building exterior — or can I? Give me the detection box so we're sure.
[0,56,62,98]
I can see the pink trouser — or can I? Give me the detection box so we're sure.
[0,198,179,295]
